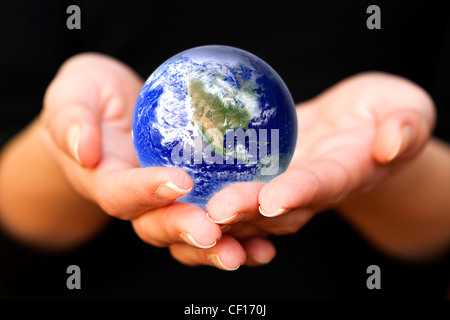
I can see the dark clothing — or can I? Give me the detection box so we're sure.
[0,0,448,299]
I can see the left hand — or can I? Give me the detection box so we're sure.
[169,72,436,267]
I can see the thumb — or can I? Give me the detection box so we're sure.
[44,102,102,168]
[372,109,432,164]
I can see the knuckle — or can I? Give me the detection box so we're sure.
[286,223,302,235]
[96,190,125,219]
[268,224,300,236]
[169,169,192,191]
[132,219,167,248]
[280,223,302,235]
[126,170,154,208]
[169,245,200,266]
[267,209,313,235]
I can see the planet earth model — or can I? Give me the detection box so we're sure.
[132,45,297,209]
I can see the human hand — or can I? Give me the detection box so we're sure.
[40,53,225,263]
[198,72,435,264]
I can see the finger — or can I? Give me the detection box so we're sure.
[96,166,194,219]
[206,182,264,224]
[258,154,362,215]
[373,109,432,164]
[253,208,314,235]
[366,74,435,164]
[43,102,102,168]
[241,237,276,266]
[132,202,221,249]
[169,235,246,271]
[222,222,269,239]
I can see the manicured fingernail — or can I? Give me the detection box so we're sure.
[154,182,192,201]
[67,124,81,165]
[208,253,240,271]
[388,125,413,162]
[206,211,240,224]
[258,206,289,218]
[179,232,216,249]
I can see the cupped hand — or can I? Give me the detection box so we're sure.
[200,72,435,265]
[40,53,235,268]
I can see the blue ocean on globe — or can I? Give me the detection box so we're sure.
[132,45,297,209]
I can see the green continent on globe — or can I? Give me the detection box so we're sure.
[187,77,261,156]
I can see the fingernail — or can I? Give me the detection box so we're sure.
[154,182,192,201]
[67,124,81,165]
[179,232,216,249]
[206,211,240,224]
[388,125,413,162]
[258,206,289,218]
[208,253,240,271]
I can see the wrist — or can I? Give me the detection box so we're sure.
[0,118,110,250]
[337,138,450,260]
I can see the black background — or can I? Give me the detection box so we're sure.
[0,0,449,299]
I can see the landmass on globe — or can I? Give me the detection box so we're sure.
[132,45,297,209]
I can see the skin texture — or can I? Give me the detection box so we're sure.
[0,53,449,270]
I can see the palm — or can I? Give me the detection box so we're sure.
[44,55,198,221]
[211,102,385,237]
[208,72,434,240]
[52,66,146,209]
[97,99,139,171]
[287,98,385,209]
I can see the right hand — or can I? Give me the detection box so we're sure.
[40,53,230,265]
